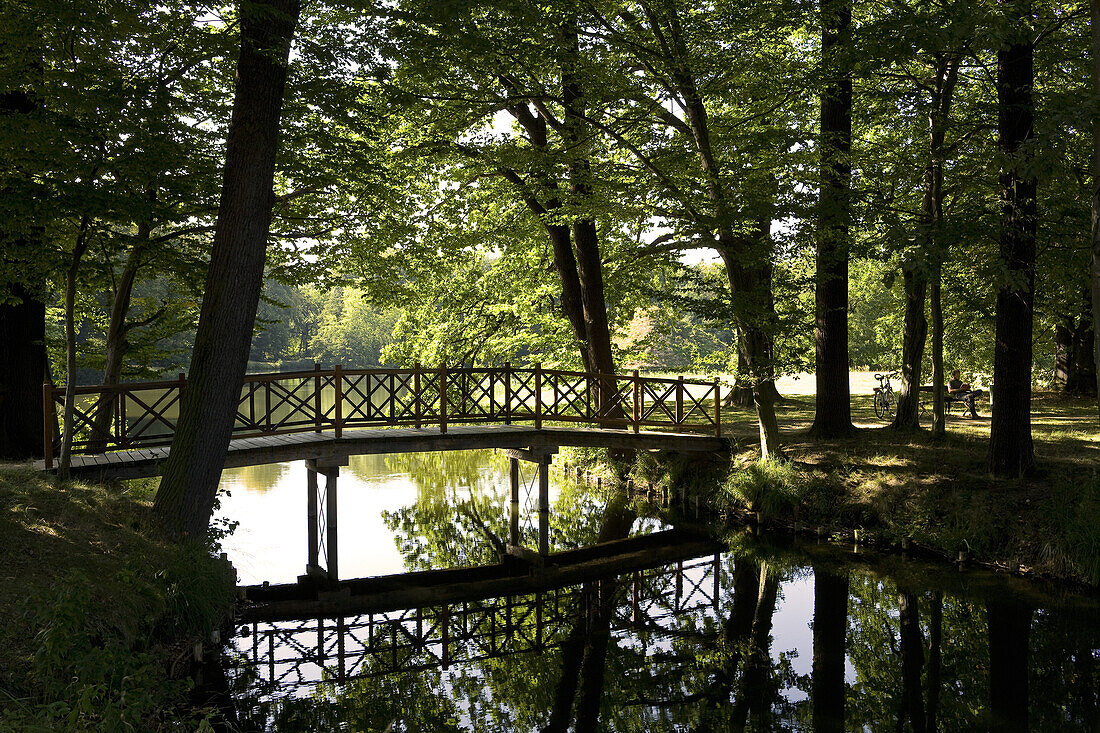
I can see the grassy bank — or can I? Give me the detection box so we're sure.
[710,387,1100,586]
[0,466,236,730]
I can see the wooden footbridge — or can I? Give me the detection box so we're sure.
[40,365,728,581]
[40,364,727,480]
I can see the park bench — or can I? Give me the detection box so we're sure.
[918,385,983,417]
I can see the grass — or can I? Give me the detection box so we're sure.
[710,379,1100,585]
[0,465,236,730]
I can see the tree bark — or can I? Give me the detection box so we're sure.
[930,260,947,435]
[811,0,854,437]
[58,218,92,480]
[987,600,1031,733]
[895,54,960,430]
[560,21,622,432]
[87,228,151,452]
[0,282,48,459]
[153,0,300,539]
[1092,0,1100,419]
[988,1,1037,477]
[811,567,848,733]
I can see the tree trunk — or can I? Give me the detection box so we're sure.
[987,600,1031,733]
[58,218,92,481]
[87,235,146,452]
[0,282,48,459]
[153,0,300,539]
[898,589,927,733]
[894,268,928,429]
[897,56,960,433]
[1054,318,1072,389]
[718,242,783,459]
[561,22,622,430]
[1091,0,1100,419]
[988,2,1037,477]
[930,262,946,435]
[811,0,854,437]
[812,567,848,733]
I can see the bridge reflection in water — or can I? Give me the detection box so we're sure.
[233,552,721,691]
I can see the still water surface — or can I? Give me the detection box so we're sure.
[215,451,1100,732]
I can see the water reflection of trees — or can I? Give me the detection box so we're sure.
[236,530,1100,732]
[219,462,290,494]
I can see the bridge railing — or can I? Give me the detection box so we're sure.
[43,364,721,464]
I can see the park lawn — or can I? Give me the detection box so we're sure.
[0,466,235,728]
[714,386,1100,585]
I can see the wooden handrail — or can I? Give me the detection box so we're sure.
[44,364,724,456]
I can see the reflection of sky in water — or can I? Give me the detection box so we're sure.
[216,451,564,586]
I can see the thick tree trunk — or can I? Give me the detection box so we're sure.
[719,243,783,459]
[1091,0,1100,419]
[153,0,300,539]
[0,282,48,459]
[989,4,1037,477]
[811,567,848,733]
[561,23,621,432]
[898,589,927,733]
[894,269,928,429]
[987,600,1031,733]
[811,0,854,437]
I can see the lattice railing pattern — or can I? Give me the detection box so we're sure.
[43,364,721,464]
[232,554,723,690]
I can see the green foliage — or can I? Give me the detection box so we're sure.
[722,459,806,517]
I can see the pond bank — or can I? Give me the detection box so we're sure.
[0,465,237,729]
[605,392,1100,587]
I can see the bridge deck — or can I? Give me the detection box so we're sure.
[37,424,728,481]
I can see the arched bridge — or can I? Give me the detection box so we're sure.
[39,364,728,481]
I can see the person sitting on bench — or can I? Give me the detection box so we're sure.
[948,369,983,418]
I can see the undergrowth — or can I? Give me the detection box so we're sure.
[0,467,236,731]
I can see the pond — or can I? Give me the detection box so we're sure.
[215,451,1100,732]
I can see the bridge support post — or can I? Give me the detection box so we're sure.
[509,457,520,547]
[325,467,339,580]
[504,447,556,558]
[538,457,549,556]
[306,465,319,574]
[305,459,344,582]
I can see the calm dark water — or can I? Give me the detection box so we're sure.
[216,451,1100,732]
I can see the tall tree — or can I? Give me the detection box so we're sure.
[153,0,301,539]
[812,0,855,437]
[988,0,1037,476]
[1091,0,1100,417]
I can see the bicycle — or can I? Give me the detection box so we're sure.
[873,371,898,420]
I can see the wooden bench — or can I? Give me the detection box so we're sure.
[918,385,983,416]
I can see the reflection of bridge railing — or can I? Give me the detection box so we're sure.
[43,364,721,466]
[233,555,722,690]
